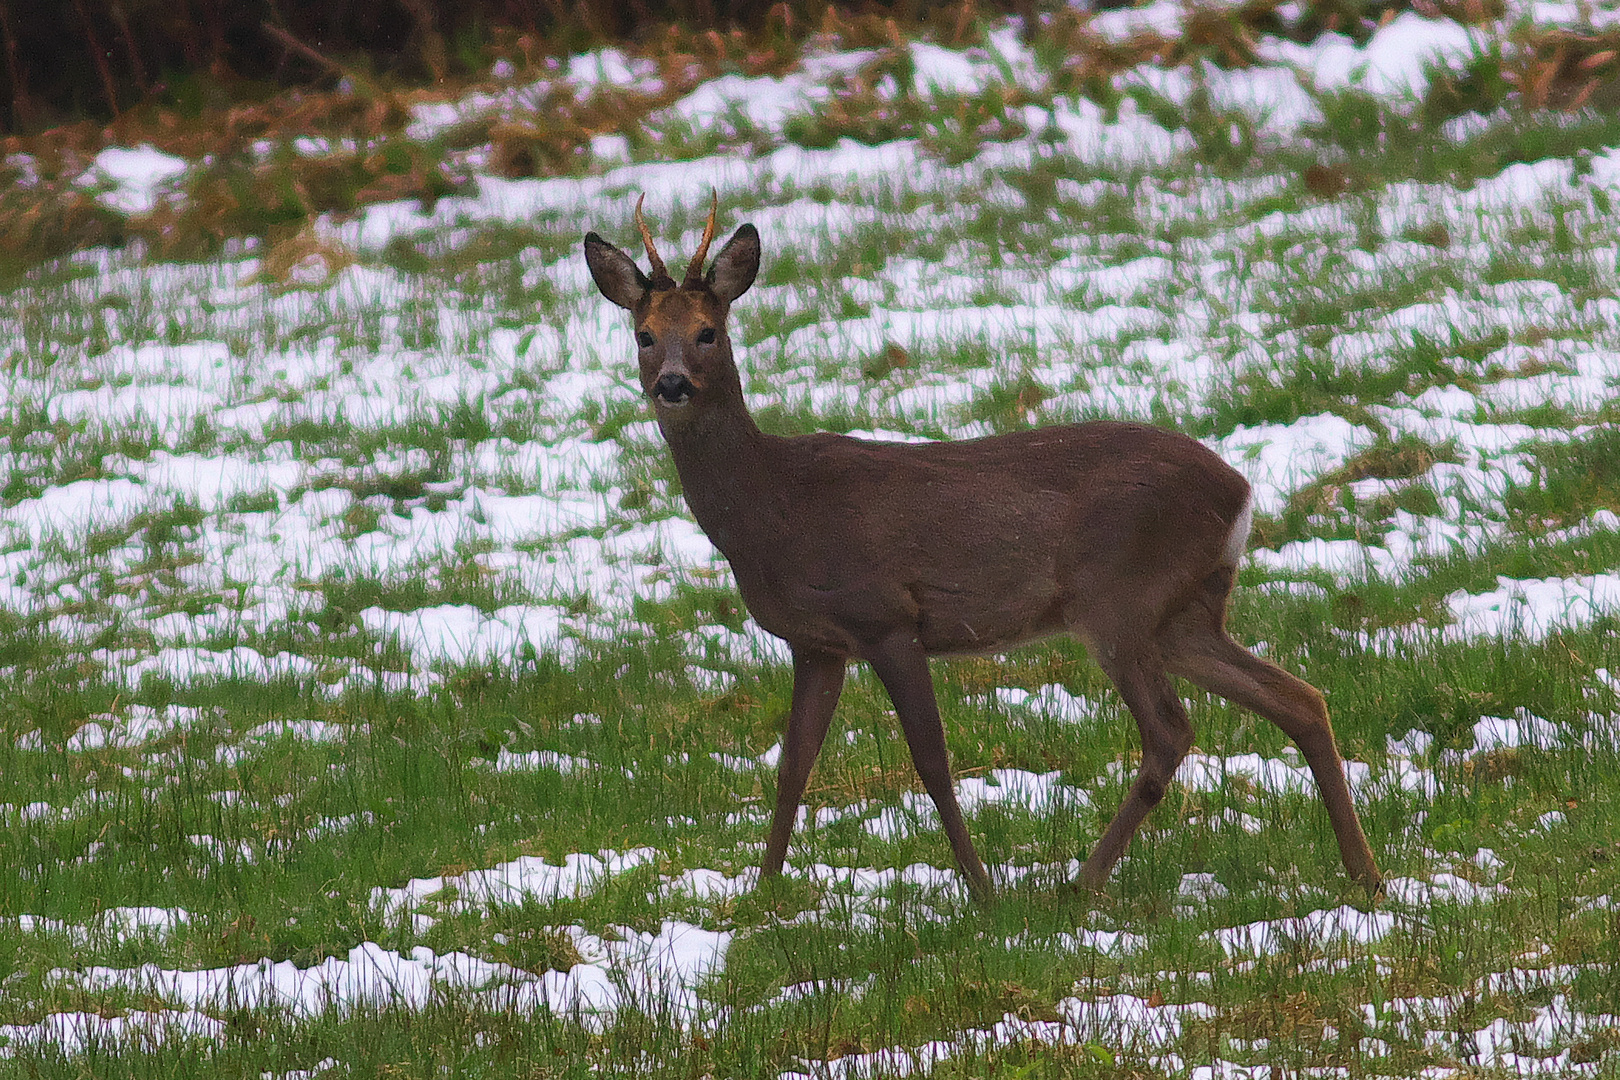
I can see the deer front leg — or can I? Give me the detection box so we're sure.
[865,631,995,902]
[761,647,846,880]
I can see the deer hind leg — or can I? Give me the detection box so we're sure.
[761,648,846,881]
[1077,639,1196,892]
[865,631,994,902]
[1159,591,1383,894]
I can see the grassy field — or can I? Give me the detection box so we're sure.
[4,2,1620,1076]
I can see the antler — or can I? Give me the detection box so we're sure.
[634,194,670,282]
[682,190,719,288]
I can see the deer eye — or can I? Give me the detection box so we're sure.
[697,327,716,345]
[636,330,655,348]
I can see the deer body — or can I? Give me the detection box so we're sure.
[666,419,1248,659]
[584,200,1382,902]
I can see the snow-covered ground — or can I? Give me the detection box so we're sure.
[6,0,1620,1073]
[4,1,1615,695]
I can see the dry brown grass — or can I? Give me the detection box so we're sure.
[4,1,1620,277]
[0,2,982,270]
[1503,25,1620,111]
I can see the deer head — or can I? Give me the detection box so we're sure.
[583,194,761,419]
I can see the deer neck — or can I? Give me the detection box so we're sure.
[657,392,773,559]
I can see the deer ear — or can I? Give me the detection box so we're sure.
[584,232,650,310]
[706,224,760,304]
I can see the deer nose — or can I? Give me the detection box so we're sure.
[653,372,696,406]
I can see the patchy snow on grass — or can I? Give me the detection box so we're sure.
[374,848,661,926]
[1210,903,1397,956]
[0,1009,226,1059]
[1215,414,1377,518]
[1444,574,1620,642]
[863,768,1087,841]
[9,6,1620,1070]
[84,145,189,214]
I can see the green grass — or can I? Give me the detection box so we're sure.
[4,9,1620,1078]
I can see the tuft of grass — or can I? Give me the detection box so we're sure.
[1505,425,1620,530]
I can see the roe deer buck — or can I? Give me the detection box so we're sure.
[583,196,1382,902]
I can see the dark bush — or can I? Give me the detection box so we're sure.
[0,0,977,133]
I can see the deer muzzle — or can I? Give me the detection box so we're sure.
[653,371,697,407]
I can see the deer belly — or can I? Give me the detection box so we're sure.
[739,597,856,652]
[913,582,1063,655]
[728,573,892,654]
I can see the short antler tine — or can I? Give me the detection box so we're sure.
[634,194,669,282]
[683,189,719,287]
